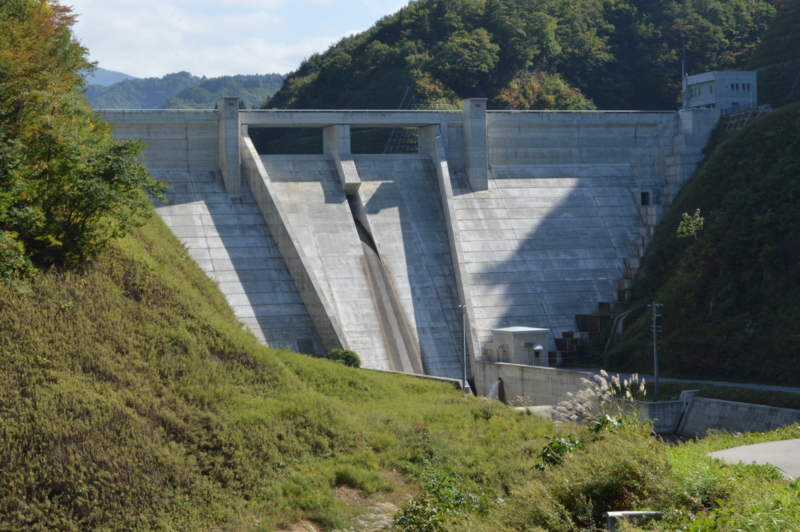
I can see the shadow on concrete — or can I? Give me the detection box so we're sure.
[448,166,640,354]
[152,168,325,356]
[360,159,464,379]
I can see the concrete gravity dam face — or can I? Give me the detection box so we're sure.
[100,100,718,385]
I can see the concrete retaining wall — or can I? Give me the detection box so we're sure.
[101,106,720,385]
[261,155,395,370]
[678,398,800,437]
[615,399,685,434]
[474,360,592,406]
[241,131,346,355]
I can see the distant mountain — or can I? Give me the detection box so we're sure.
[84,72,285,110]
[159,74,285,109]
[85,72,203,109]
[84,67,138,86]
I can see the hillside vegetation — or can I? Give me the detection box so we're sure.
[4,2,800,531]
[265,0,775,112]
[606,103,800,385]
[0,217,556,531]
[84,72,283,109]
[746,0,800,107]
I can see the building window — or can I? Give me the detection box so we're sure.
[709,85,713,94]
[641,192,650,206]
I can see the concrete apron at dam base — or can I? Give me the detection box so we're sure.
[100,98,718,392]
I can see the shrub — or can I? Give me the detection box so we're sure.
[394,470,489,532]
[0,231,36,282]
[326,348,361,368]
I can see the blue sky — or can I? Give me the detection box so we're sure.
[67,0,410,78]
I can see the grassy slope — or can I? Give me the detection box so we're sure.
[606,103,800,385]
[0,213,554,531]
[2,198,799,532]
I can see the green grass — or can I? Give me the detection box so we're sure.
[0,213,558,531]
[454,422,800,532]
[3,198,800,531]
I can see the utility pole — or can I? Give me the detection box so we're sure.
[649,302,663,397]
[459,304,469,398]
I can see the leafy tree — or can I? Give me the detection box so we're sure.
[326,348,361,368]
[0,0,167,269]
[677,208,705,239]
[264,0,775,112]
[433,28,500,93]
[493,70,596,110]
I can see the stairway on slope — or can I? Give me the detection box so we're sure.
[151,169,325,355]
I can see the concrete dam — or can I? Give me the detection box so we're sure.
[99,99,718,388]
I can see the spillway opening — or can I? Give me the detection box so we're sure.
[249,127,324,155]
[346,194,425,375]
[351,127,419,155]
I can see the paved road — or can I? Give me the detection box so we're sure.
[709,439,800,480]
[571,369,800,396]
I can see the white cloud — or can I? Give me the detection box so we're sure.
[67,0,410,78]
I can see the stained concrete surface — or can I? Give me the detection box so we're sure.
[152,169,324,354]
[356,155,464,379]
[262,155,393,370]
[709,439,800,481]
[451,165,641,350]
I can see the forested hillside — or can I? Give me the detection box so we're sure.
[159,73,284,109]
[606,103,800,385]
[265,0,776,111]
[85,72,283,109]
[746,0,800,107]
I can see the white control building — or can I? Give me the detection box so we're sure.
[682,70,757,112]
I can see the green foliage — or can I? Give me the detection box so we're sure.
[610,103,800,384]
[326,348,362,368]
[536,435,583,468]
[746,0,800,108]
[265,0,774,112]
[492,71,596,110]
[159,74,285,109]
[394,470,489,532]
[0,230,36,282]
[83,72,202,109]
[677,208,705,239]
[0,0,167,269]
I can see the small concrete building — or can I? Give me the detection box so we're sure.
[484,327,549,366]
[682,71,757,112]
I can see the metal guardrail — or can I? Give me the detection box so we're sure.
[719,102,762,116]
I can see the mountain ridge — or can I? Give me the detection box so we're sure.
[85,72,284,109]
